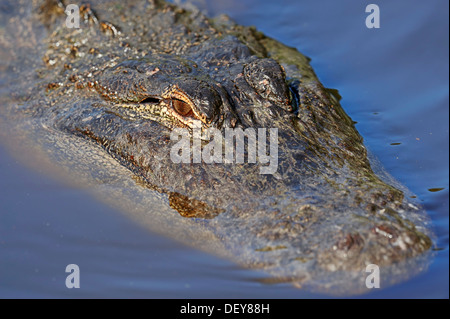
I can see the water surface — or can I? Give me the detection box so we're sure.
[0,0,448,298]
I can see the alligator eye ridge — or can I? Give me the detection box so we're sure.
[244,58,291,108]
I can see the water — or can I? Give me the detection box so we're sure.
[0,0,448,298]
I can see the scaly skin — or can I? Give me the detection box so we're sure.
[0,0,433,294]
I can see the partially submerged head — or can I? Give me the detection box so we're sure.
[93,38,295,131]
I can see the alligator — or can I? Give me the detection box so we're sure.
[0,0,433,294]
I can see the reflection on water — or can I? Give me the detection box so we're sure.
[0,0,448,297]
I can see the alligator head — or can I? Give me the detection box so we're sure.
[90,37,294,132]
[31,0,432,293]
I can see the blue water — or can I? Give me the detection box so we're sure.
[0,0,448,298]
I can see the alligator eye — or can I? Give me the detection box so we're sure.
[139,97,160,104]
[172,99,193,117]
